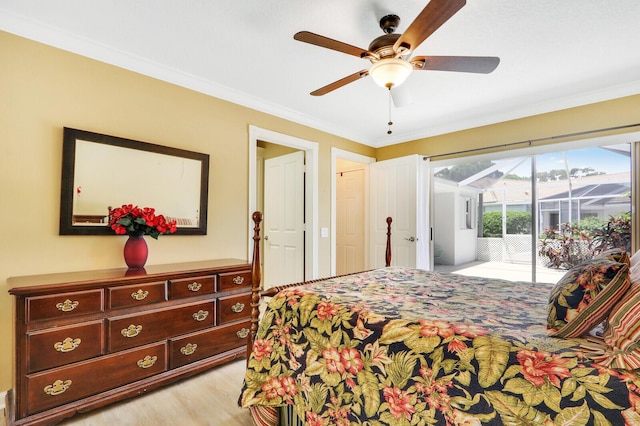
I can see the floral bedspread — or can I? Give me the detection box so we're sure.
[239,267,640,425]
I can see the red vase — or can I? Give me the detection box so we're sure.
[123,233,148,269]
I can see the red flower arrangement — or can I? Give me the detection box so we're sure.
[109,204,177,239]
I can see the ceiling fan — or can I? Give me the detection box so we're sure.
[294,0,499,106]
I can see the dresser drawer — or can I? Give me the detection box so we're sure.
[218,270,252,292]
[169,275,215,299]
[25,342,166,416]
[26,290,104,323]
[108,281,167,309]
[218,293,251,325]
[26,321,105,373]
[169,320,250,369]
[108,301,215,352]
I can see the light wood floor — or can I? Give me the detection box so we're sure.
[58,359,254,426]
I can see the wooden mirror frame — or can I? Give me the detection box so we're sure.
[59,128,209,236]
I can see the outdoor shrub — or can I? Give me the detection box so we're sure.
[539,213,631,269]
[482,210,532,237]
[482,211,503,237]
[575,216,607,235]
[589,212,632,254]
[506,211,531,234]
[538,224,591,269]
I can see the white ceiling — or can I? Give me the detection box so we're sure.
[2,0,640,148]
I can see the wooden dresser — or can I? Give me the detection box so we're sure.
[6,259,252,426]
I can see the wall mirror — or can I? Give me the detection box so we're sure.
[60,127,209,235]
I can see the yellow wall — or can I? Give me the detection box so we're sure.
[0,31,374,392]
[377,95,640,160]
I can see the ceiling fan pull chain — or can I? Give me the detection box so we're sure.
[387,88,393,135]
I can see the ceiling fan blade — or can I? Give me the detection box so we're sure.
[294,31,370,58]
[393,0,466,53]
[310,70,369,96]
[391,85,413,107]
[411,56,500,73]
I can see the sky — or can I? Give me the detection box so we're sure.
[537,147,630,174]
[497,145,631,177]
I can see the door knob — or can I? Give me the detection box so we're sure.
[264,235,269,241]
[404,237,417,242]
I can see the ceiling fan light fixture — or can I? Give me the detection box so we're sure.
[369,58,413,89]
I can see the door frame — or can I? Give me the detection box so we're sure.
[248,125,319,281]
[331,148,376,275]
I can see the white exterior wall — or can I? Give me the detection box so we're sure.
[434,192,455,265]
[434,190,479,265]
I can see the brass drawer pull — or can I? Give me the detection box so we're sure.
[56,299,79,312]
[131,289,149,300]
[232,276,245,285]
[192,310,209,322]
[180,343,198,356]
[188,282,202,292]
[121,324,143,338]
[236,328,250,339]
[44,379,72,396]
[137,355,157,369]
[54,337,81,353]
[231,302,245,313]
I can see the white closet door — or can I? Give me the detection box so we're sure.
[336,168,365,275]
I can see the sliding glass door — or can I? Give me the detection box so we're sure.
[431,142,631,283]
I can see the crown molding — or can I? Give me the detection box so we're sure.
[0,8,368,144]
[2,8,639,149]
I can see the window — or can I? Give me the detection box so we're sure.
[461,196,475,229]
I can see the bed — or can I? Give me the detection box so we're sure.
[240,212,640,425]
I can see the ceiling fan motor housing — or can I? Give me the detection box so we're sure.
[368,33,402,60]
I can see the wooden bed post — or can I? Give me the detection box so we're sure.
[247,213,392,357]
[385,217,392,267]
[247,211,262,359]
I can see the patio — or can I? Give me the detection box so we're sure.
[434,260,567,284]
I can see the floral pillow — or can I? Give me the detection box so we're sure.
[593,282,640,370]
[547,258,630,338]
[594,248,630,267]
